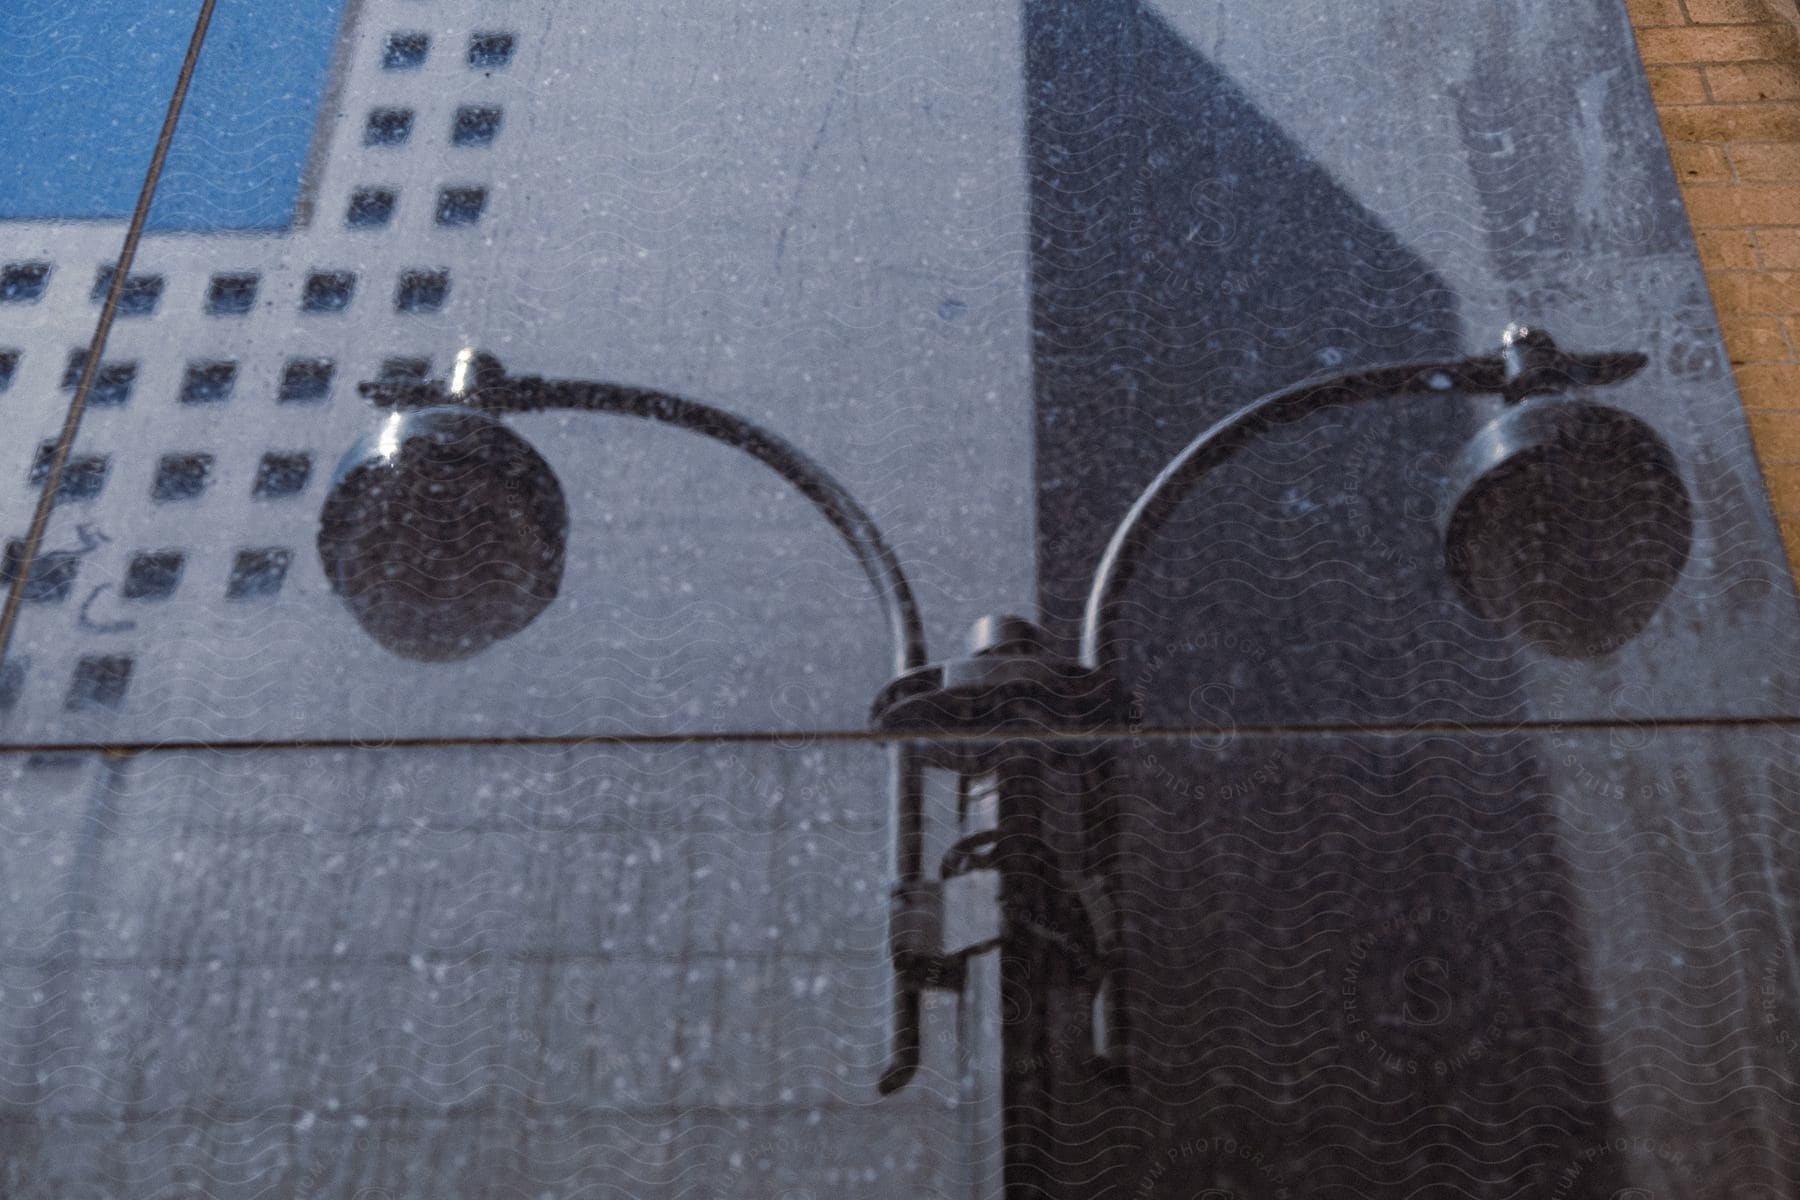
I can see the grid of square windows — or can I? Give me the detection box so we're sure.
[9,9,524,704]
[0,22,524,720]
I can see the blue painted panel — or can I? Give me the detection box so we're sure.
[0,0,347,231]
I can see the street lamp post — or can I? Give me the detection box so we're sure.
[318,324,1692,1094]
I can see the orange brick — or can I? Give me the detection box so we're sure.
[1628,0,1690,22]
[1727,142,1800,181]
[1765,466,1800,511]
[1698,228,1761,268]
[1759,230,1800,269]
[1707,61,1800,101]
[1724,314,1797,360]
[1682,184,1800,225]
[1748,410,1800,459]
[1755,273,1800,311]
[1648,64,1712,102]
[1736,361,1800,406]
[1711,270,1800,313]
[1637,23,1800,62]
[1672,142,1736,179]
[1658,101,1800,141]
[1683,0,1794,21]
[1789,315,1800,345]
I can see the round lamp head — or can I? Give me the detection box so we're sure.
[1443,397,1692,658]
[318,407,568,661]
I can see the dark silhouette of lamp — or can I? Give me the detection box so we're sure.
[317,326,1694,1093]
[322,347,936,1094]
[317,406,567,661]
[1442,390,1692,659]
[1077,324,1691,672]
[322,349,924,670]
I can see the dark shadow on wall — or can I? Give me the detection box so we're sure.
[1018,1,1627,1196]
[1025,0,1531,727]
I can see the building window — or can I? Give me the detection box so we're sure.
[122,551,185,601]
[206,273,260,316]
[395,270,449,314]
[0,262,51,303]
[61,351,138,406]
[59,352,84,388]
[29,444,109,503]
[469,32,516,69]
[253,453,313,499]
[227,548,293,600]
[303,271,357,313]
[378,357,431,383]
[383,32,429,70]
[346,188,397,228]
[435,187,486,227]
[66,656,133,711]
[280,358,335,403]
[152,453,214,502]
[179,361,238,405]
[1,540,79,604]
[92,267,164,316]
[93,364,137,407]
[365,109,414,147]
[452,105,502,147]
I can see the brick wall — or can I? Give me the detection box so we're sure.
[1627,0,1800,570]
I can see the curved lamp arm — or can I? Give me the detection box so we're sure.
[363,353,930,678]
[361,351,935,1093]
[1078,328,1649,670]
